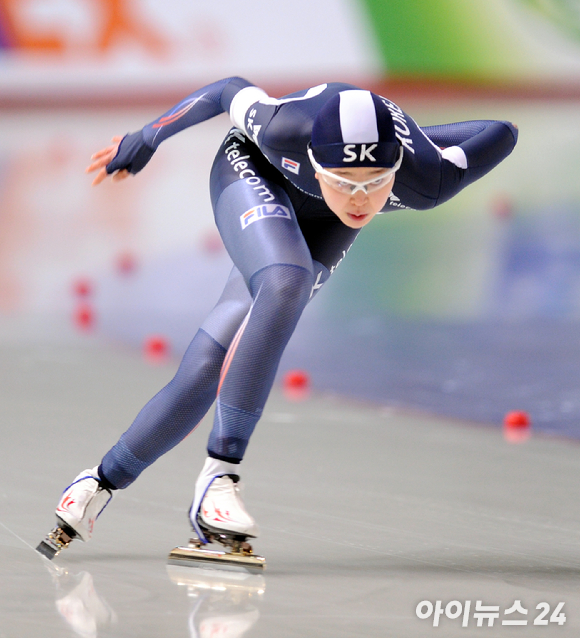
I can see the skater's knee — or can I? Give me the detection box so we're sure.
[177,330,226,379]
[249,264,312,314]
[166,329,226,402]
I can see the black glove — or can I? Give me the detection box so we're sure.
[106,131,155,175]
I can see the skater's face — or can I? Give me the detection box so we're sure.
[316,165,395,228]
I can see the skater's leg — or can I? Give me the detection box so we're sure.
[210,210,363,461]
[207,141,317,465]
[203,138,363,467]
[44,269,252,552]
[99,268,252,489]
[98,329,225,489]
[208,262,312,462]
[46,328,225,550]
[189,138,317,540]
[190,265,313,540]
[190,216,361,543]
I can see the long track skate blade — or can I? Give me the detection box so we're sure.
[36,539,59,560]
[36,523,75,560]
[167,546,266,574]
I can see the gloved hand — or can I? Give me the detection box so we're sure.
[106,131,155,175]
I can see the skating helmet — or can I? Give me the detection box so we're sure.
[310,90,401,168]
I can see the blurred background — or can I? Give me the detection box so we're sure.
[2,0,580,436]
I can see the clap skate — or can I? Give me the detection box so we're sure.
[168,465,265,573]
[168,524,266,574]
[37,467,113,560]
[37,522,78,560]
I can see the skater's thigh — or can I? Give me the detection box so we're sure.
[210,136,313,286]
[200,267,252,349]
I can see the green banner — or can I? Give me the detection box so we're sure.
[360,0,580,81]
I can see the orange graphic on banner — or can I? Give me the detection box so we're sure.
[0,1,63,51]
[96,0,167,55]
[0,0,167,55]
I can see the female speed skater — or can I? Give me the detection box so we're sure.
[37,77,518,564]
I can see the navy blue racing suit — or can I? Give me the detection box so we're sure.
[99,78,518,488]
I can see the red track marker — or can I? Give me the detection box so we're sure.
[73,303,95,332]
[143,335,170,363]
[283,369,310,401]
[503,410,531,443]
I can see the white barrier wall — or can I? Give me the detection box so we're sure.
[3,0,580,102]
[0,0,380,100]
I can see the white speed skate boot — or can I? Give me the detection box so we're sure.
[168,458,265,572]
[37,467,113,560]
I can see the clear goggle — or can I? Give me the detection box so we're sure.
[308,145,403,195]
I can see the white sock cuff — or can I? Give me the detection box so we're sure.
[199,457,240,482]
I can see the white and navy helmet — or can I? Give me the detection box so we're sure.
[310,90,400,168]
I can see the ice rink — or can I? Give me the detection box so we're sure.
[1,96,580,637]
[2,325,580,637]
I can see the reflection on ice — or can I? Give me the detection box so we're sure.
[45,562,117,638]
[167,565,265,638]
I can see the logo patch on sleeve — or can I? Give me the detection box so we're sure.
[240,204,292,229]
[281,157,300,174]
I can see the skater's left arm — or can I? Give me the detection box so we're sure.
[423,120,519,204]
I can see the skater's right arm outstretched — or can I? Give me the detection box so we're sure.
[86,76,259,186]
[86,136,129,185]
